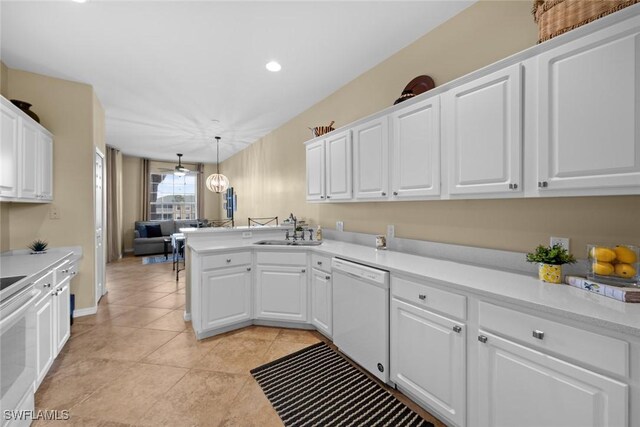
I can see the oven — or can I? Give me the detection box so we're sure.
[0,283,39,427]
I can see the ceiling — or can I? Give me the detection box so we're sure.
[1,1,474,164]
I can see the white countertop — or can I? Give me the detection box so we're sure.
[188,239,640,337]
[1,247,80,300]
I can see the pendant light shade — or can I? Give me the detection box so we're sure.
[206,136,230,193]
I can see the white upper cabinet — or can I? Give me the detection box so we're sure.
[353,116,389,200]
[305,139,326,201]
[38,132,53,201]
[536,15,640,193]
[325,130,352,200]
[19,120,39,200]
[390,96,441,199]
[444,64,522,197]
[0,96,53,202]
[0,98,19,198]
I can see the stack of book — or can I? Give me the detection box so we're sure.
[565,276,640,303]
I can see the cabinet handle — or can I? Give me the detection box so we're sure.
[325,275,331,280]
[478,335,488,343]
[320,196,325,199]
[45,283,51,288]
[508,183,519,190]
[226,259,232,263]
[326,196,331,199]
[532,330,545,340]
[453,325,462,333]
[381,192,386,196]
[393,191,398,196]
[317,261,322,265]
[301,269,306,273]
[246,267,252,272]
[538,181,548,188]
[418,294,426,300]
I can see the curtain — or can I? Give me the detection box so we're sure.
[197,163,205,219]
[140,158,150,221]
[106,146,123,262]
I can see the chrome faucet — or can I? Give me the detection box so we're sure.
[286,213,299,241]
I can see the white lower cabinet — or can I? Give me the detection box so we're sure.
[255,265,307,323]
[476,331,628,427]
[201,266,252,330]
[34,260,74,391]
[310,268,332,337]
[391,297,465,427]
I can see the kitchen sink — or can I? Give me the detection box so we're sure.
[254,240,323,246]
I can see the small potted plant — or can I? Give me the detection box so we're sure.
[526,244,576,284]
[29,239,49,254]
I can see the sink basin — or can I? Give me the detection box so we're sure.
[254,240,323,246]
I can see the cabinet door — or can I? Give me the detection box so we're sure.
[305,140,326,201]
[537,17,640,193]
[476,331,628,427]
[255,265,307,322]
[38,132,53,200]
[202,266,252,330]
[19,121,38,200]
[311,268,332,337]
[444,64,522,196]
[34,293,54,389]
[325,130,352,200]
[0,99,20,198]
[391,96,440,199]
[391,298,465,426]
[353,116,389,200]
[54,278,71,355]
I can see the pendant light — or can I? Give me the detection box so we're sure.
[206,136,230,193]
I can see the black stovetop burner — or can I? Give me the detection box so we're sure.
[0,276,27,291]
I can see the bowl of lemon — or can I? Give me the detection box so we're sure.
[588,244,639,286]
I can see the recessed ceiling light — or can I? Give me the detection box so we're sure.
[265,61,282,72]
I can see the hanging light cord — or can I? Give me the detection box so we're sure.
[216,136,221,173]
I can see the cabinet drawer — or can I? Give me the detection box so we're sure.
[54,259,73,284]
[201,252,252,270]
[392,276,466,320]
[34,270,54,300]
[479,302,629,377]
[256,251,307,266]
[311,254,332,272]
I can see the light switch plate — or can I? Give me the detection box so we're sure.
[336,221,344,232]
[550,236,570,251]
[49,206,60,220]
[387,225,395,239]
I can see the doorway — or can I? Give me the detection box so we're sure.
[95,149,106,303]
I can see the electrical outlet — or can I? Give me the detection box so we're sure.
[550,236,570,251]
[336,221,344,232]
[242,231,252,238]
[387,224,395,239]
[49,206,60,220]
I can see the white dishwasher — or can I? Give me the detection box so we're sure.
[332,258,390,383]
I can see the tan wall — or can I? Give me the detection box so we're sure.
[6,68,103,309]
[121,156,221,252]
[0,203,9,252]
[220,0,640,258]
[0,61,8,97]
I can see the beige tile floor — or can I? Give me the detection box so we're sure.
[34,255,444,427]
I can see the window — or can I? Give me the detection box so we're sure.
[149,173,197,221]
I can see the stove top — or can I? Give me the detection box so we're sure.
[0,276,27,291]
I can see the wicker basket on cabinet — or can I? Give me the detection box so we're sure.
[533,0,640,43]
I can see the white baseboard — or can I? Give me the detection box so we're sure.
[74,306,98,317]
[183,311,191,321]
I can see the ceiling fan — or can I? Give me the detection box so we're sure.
[158,153,201,177]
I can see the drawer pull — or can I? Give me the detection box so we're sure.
[381,192,386,196]
[533,330,545,340]
[45,283,51,288]
[226,259,232,263]
[418,294,427,300]
[453,325,462,333]
[478,335,488,343]
[317,261,322,265]
[246,267,252,272]
[325,275,331,280]
[393,191,398,196]
[301,269,306,273]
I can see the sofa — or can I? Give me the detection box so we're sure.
[133,220,205,256]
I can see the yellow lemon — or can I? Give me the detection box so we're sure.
[590,247,617,263]
[614,246,637,264]
[614,263,637,278]
[592,261,615,276]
